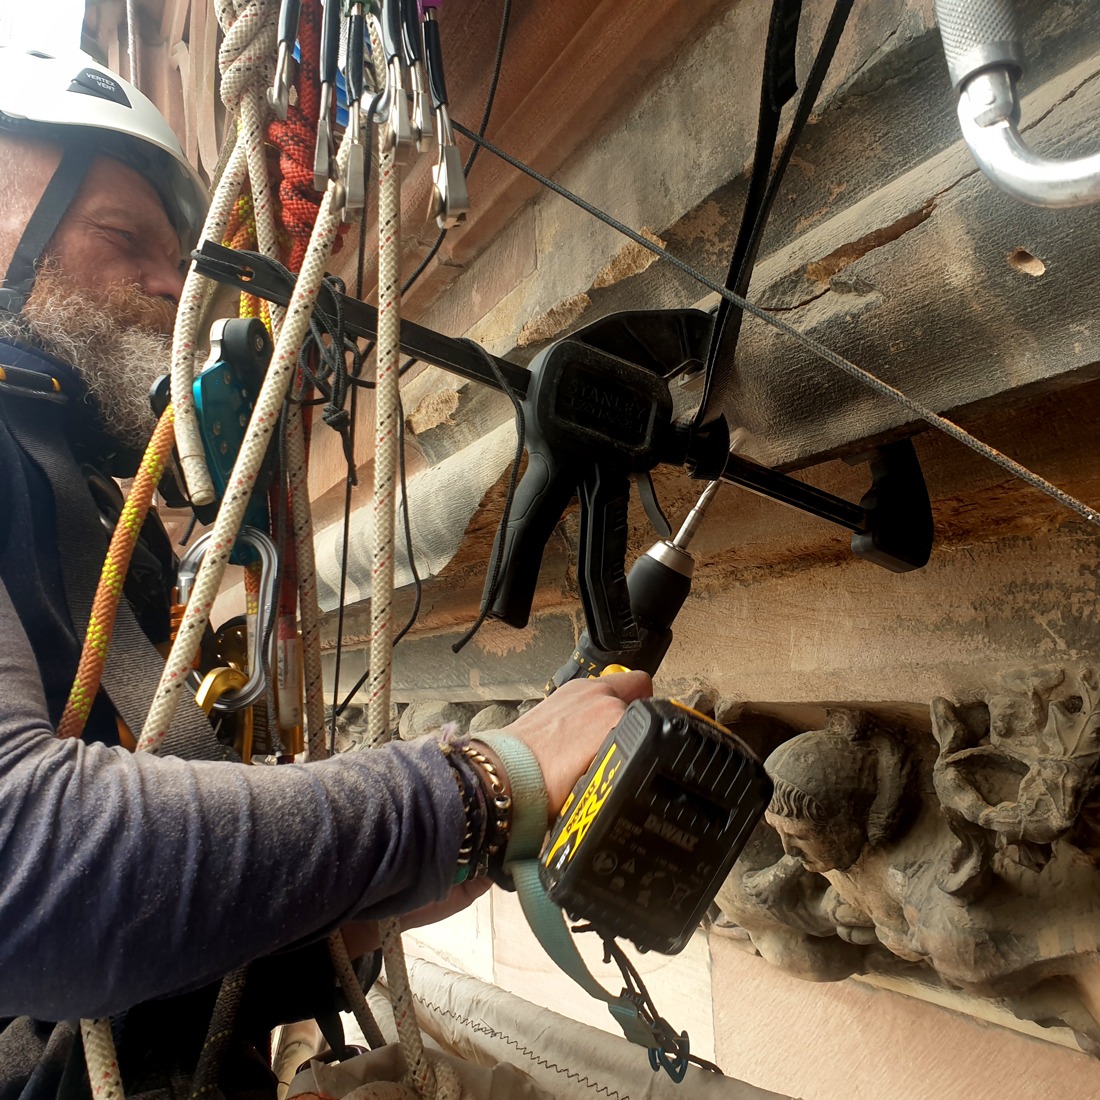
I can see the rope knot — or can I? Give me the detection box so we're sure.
[216,0,278,113]
[322,404,351,432]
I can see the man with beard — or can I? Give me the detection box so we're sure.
[0,48,652,1100]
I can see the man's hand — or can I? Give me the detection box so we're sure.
[495,669,653,819]
[341,671,651,957]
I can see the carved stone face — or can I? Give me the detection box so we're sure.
[765,809,867,874]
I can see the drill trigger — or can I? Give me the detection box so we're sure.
[634,471,672,539]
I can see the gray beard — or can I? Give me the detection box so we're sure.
[0,274,174,450]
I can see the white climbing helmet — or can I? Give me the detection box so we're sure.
[0,46,208,310]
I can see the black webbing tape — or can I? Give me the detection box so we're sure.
[696,0,855,430]
[1,145,94,314]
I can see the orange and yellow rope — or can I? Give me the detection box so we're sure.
[56,407,177,741]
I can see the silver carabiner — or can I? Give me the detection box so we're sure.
[177,526,278,713]
[936,0,1100,207]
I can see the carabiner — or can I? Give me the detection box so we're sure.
[176,526,278,713]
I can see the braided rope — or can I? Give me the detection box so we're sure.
[285,408,329,759]
[268,0,324,271]
[172,136,250,505]
[57,409,176,740]
[188,966,249,1100]
[140,134,348,752]
[69,413,177,1097]
[81,1020,123,1100]
[174,0,278,504]
[328,934,386,1049]
[216,0,279,268]
[366,42,458,1100]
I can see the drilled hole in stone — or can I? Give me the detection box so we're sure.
[1007,248,1046,277]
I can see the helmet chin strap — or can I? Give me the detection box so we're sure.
[0,144,93,316]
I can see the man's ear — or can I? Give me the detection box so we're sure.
[0,133,63,283]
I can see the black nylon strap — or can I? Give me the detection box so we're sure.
[3,389,229,761]
[696,0,856,429]
[0,146,94,315]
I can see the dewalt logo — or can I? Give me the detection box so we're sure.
[544,744,622,865]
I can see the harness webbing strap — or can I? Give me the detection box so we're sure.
[697,0,855,429]
[0,146,94,315]
[3,388,228,761]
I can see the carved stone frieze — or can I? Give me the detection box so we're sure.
[716,668,1100,1054]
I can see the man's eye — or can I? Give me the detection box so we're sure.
[112,228,137,245]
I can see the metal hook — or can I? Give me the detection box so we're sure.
[936,0,1100,207]
[430,103,468,229]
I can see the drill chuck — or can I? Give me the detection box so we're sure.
[547,482,718,691]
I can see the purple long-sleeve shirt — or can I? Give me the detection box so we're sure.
[0,579,464,1021]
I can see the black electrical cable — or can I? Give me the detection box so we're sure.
[450,120,1100,531]
[450,338,526,654]
[392,398,424,647]
[701,0,854,426]
[330,378,427,719]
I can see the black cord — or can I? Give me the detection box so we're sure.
[450,120,1100,531]
[451,338,526,654]
[333,397,423,718]
[392,396,423,646]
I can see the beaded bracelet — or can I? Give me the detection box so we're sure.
[439,736,513,882]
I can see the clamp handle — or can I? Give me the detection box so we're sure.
[577,466,639,652]
[485,449,577,630]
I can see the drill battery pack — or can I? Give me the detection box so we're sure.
[539,697,772,955]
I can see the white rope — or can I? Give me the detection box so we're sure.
[81,1019,123,1100]
[171,137,250,506]
[140,133,349,754]
[172,0,278,504]
[328,933,387,1049]
[362,20,461,1096]
[284,407,329,760]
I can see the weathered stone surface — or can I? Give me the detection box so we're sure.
[717,673,1100,1055]
[468,703,519,734]
[398,700,479,740]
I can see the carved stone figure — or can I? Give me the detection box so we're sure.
[715,672,1100,1055]
[932,667,1100,874]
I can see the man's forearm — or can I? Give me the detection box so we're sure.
[0,583,463,1020]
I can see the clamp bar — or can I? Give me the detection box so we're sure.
[193,242,531,397]
[192,243,920,556]
[721,452,866,532]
